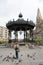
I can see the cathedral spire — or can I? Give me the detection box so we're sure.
[37,8,42,20]
[36,8,42,23]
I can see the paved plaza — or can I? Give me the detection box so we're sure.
[0,45,43,65]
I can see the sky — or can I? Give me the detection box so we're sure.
[0,0,43,39]
[0,0,43,27]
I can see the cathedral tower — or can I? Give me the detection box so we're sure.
[36,8,42,31]
[35,8,43,39]
[36,8,42,24]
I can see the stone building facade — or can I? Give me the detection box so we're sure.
[0,26,8,42]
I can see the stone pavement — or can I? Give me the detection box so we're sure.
[0,46,43,65]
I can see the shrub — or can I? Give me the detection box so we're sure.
[0,41,2,44]
[34,38,43,42]
[23,38,30,42]
[0,40,8,44]
[34,38,43,45]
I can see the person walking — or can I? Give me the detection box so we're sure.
[14,42,19,59]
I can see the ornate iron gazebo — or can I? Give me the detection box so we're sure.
[6,13,35,43]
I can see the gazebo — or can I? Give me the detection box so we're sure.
[6,13,35,43]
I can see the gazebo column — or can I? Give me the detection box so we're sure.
[30,29,33,42]
[15,31,18,42]
[31,30,33,42]
[14,31,15,42]
[26,30,27,42]
[24,31,25,42]
[14,31,16,42]
[30,29,32,42]
[8,30,11,43]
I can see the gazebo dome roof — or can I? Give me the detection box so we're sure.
[6,14,35,31]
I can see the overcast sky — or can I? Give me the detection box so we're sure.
[0,0,43,27]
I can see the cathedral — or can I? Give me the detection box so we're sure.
[34,8,43,39]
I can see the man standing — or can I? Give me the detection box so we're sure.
[14,42,19,59]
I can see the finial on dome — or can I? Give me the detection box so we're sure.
[19,13,23,18]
